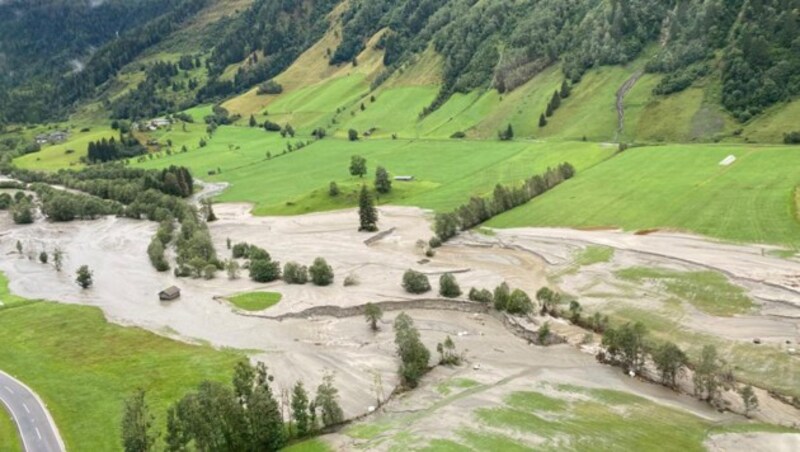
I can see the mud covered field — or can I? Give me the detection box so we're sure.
[1,201,799,449]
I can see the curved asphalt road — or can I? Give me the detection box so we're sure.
[0,371,64,452]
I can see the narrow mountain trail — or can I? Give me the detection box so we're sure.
[615,70,644,142]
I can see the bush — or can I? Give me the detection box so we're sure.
[450,131,466,139]
[784,131,800,144]
[402,270,431,294]
[309,257,334,286]
[348,129,359,141]
[148,238,170,272]
[428,237,442,248]
[328,181,340,197]
[231,242,251,258]
[257,80,283,95]
[343,274,359,286]
[12,201,34,224]
[468,287,493,303]
[439,273,461,298]
[493,283,510,311]
[283,262,308,284]
[248,246,270,261]
[263,120,281,132]
[250,259,281,282]
[203,264,217,280]
[507,289,533,314]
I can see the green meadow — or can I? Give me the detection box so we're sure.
[228,291,282,311]
[15,126,118,171]
[489,143,800,247]
[0,408,20,452]
[0,275,242,451]
[137,133,611,215]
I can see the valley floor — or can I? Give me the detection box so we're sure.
[1,197,799,450]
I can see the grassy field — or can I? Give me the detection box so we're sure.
[181,137,609,215]
[0,407,21,452]
[489,143,800,247]
[228,291,282,311]
[0,275,242,451]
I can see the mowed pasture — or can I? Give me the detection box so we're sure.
[135,129,611,215]
[489,144,800,247]
[0,278,242,451]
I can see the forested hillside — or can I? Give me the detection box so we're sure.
[0,0,798,140]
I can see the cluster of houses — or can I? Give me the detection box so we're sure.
[134,117,172,132]
[34,131,69,145]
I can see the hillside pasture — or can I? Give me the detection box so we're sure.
[15,127,118,171]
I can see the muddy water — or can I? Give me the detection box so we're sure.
[1,206,794,423]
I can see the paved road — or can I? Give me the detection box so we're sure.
[0,371,64,452]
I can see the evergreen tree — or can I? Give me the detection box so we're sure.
[358,185,378,232]
[560,80,571,98]
[121,389,157,452]
[249,114,257,127]
[551,90,561,109]
[545,101,554,117]
[538,113,547,127]
[374,166,392,194]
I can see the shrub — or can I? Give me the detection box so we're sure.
[328,181,340,197]
[450,131,466,139]
[231,242,251,258]
[468,288,493,303]
[257,80,283,95]
[283,262,309,284]
[428,237,442,248]
[784,131,800,144]
[203,264,217,280]
[348,129,359,141]
[439,273,461,298]
[493,283,510,311]
[264,120,281,132]
[248,246,270,261]
[309,257,334,286]
[250,259,281,282]
[402,270,431,294]
[507,289,533,314]
[343,274,359,286]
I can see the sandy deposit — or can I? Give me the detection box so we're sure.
[2,202,800,434]
[456,228,800,345]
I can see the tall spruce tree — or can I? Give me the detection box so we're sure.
[551,90,561,109]
[560,80,571,98]
[539,113,547,127]
[358,185,378,232]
